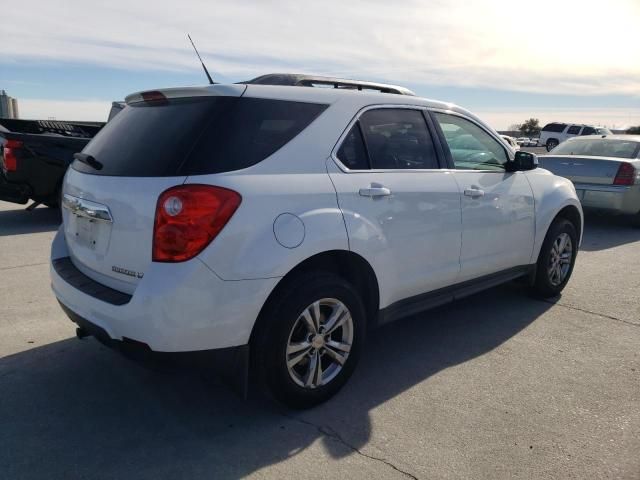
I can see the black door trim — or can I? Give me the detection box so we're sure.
[378,265,533,325]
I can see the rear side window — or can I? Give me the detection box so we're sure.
[542,123,567,133]
[75,97,327,176]
[337,124,369,169]
[567,125,581,135]
[359,109,439,169]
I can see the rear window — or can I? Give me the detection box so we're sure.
[74,97,327,176]
[552,139,640,159]
[542,123,567,133]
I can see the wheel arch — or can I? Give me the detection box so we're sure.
[554,204,582,241]
[533,202,583,263]
[250,250,380,343]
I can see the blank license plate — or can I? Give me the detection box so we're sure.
[74,217,98,250]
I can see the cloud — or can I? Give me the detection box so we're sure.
[16,97,640,130]
[17,99,111,121]
[1,0,638,96]
[475,108,640,130]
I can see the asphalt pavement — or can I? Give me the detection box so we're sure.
[1,200,638,479]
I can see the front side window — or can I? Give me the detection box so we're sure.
[358,109,439,170]
[567,125,581,135]
[433,113,508,170]
[581,126,596,136]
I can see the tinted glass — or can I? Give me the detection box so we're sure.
[434,113,508,170]
[581,126,596,135]
[337,123,369,169]
[542,123,567,133]
[552,139,640,159]
[359,109,438,169]
[567,126,581,135]
[75,97,327,176]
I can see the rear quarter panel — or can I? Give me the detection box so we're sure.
[191,170,348,280]
[189,99,354,280]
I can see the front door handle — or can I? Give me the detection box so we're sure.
[359,184,392,197]
[463,187,485,198]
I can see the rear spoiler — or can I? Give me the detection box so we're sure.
[0,118,105,139]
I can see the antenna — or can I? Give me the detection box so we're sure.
[187,34,214,85]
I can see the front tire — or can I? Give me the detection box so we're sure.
[532,218,578,298]
[254,272,366,409]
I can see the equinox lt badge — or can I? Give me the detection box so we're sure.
[112,266,144,279]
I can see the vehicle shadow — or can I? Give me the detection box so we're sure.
[0,204,61,237]
[0,283,552,479]
[580,212,640,252]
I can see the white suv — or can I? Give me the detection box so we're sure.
[540,122,612,151]
[50,74,583,407]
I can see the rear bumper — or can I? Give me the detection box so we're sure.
[61,301,250,395]
[50,227,280,352]
[0,172,30,204]
[574,183,640,215]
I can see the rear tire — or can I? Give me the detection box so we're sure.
[546,139,559,151]
[532,218,578,298]
[253,272,366,409]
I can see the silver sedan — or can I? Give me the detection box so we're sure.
[539,135,640,226]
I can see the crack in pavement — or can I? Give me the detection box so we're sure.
[0,261,48,271]
[283,413,419,480]
[541,299,639,328]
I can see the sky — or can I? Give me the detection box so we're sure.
[1,0,639,130]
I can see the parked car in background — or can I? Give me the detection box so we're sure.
[527,138,539,147]
[539,135,640,226]
[539,122,612,151]
[50,74,583,408]
[516,137,530,146]
[0,102,123,208]
[501,135,520,151]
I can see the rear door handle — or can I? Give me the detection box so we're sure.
[463,187,484,198]
[359,184,392,197]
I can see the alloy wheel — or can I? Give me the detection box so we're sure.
[286,298,353,389]
[547,233,573,286]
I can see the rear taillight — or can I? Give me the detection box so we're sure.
[613,162,636,186]
[2,139,22,172]
[152,185,241,262]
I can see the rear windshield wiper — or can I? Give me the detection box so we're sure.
[73,152,103,171]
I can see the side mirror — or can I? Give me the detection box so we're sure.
[505,151,538,172]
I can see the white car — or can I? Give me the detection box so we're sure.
[539,122,612,151]
[501,135,520,151]
[50,74,583,407]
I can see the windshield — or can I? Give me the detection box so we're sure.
[552,138,640,159]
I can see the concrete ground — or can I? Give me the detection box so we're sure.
[0,200,638,480]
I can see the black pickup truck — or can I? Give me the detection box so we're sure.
[0,102,122,208]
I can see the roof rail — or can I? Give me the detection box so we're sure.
[241,73,415,96]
